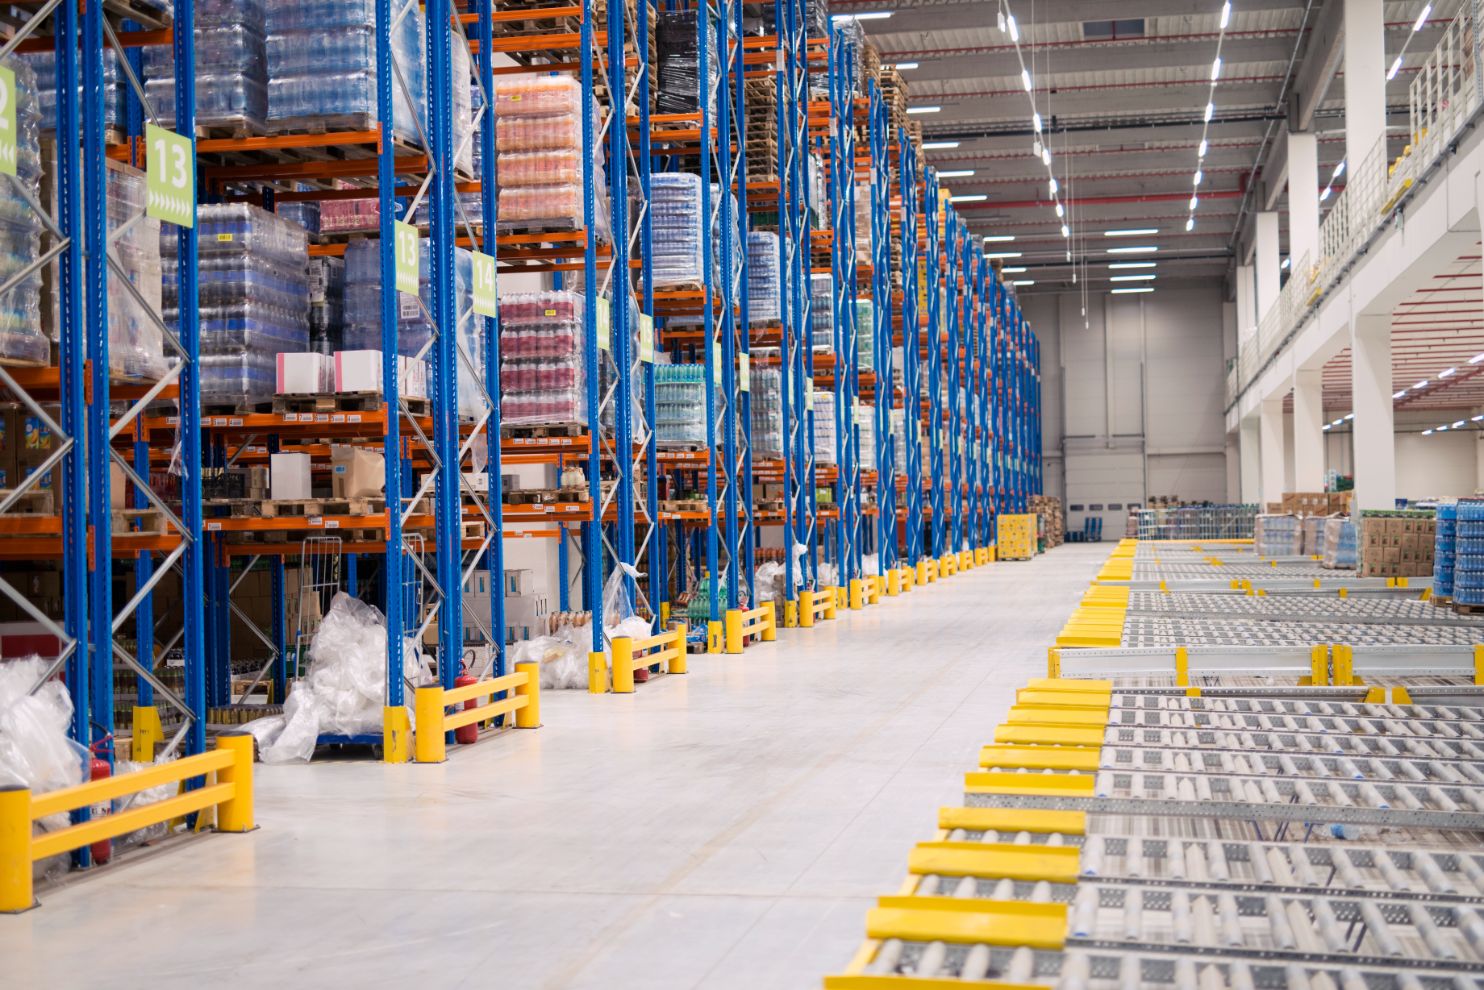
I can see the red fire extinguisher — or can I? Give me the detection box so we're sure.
[454,673,479,745]
[88,742,112,866]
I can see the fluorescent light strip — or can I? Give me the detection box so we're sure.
[1104,228,1159,237]
[1111,287,1154,294]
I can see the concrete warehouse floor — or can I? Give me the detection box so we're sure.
[6,543,1105,989]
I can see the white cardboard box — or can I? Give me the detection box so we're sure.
[269,452,312,500]
[275,352,330,394]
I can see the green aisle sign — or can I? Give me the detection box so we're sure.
[0,67,16,177]
[146,124,193,227]
[471,251,496,317]
[596,297,611,352]
[638,314,654,363]
[393,221,419,296]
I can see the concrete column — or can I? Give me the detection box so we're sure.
[1292,368,1325,491]
[1255,212,1281,324]
[1286,131,1320,273]
[1260,397,1286,507]
[1351,313,1395,510]
[1343,0,1387,176]
[1239,418,1261,504]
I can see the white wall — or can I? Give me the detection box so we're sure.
[1024,286,1229,535]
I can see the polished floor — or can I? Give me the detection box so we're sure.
[9,544,1104,989]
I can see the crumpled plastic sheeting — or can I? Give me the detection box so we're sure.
[0,656,86,830]
[254,593,429,763]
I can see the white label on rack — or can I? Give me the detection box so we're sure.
[596,298,611,352]
[739,352,750,392]
[638,314,654,363]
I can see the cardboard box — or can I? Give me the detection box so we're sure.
[276,352,331,394]
[269,452,312,500]
[329,444,385,498]
[333,350,382,393]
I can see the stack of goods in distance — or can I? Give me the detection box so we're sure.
[656,10,717,117]
[108,162,166,380]
[655,363,711,445]
[1253,514,1301,557]
[650,173,703,288]
[1434,502,1457,598]
[499,290,586,426]
[749,366,783,458]
[0,60,44,365]
[1358,510,1437,578]
[495,74,605,236]
[747,231,780,325]
[181,204,308,404]
[812,390,836,464]
[1453,500,1484,608]
[1321,517,1358,569]
[145,0,267,134]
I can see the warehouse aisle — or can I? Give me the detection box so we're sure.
[10,545,1105,990]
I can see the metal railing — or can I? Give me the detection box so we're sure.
[1228,0,1483,408]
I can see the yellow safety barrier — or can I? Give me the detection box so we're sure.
[725,603,777,653]
[415,662,542,761]
[0,734,255,912]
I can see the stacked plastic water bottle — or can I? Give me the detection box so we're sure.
[1454,500,1484,607]
[747,231,779,324]
[651,173,703,287]
[495,74,604,234]
[656,363,710,445]
[813,390,836,465]
[1433,502,1457,595]
[810,274,832,349]
[499,290,586,426]
[0,60,44,366]
[266,0,421,142]
[22,48,124,132]
[185,204,308,403]
[750,366,783,458]
[144,0,267,133]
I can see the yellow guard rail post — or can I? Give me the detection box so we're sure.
[607,624,688,694]
[0,733,256,912]
[725,603,777,653]
[414,662,541,762]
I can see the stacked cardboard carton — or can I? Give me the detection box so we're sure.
[1359,511,1437,578]
[1029,495,1064,548]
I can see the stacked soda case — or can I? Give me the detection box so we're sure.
[499,290,586,426]
[167,203,308,403]
[750,366,783,458]
[22,48,124,131]
[1454,500,1484,607]
[656,9,718,117]
[812,390,836,465]
[810,274,832,348]
[266,0,421,144]
[854,298,874,371]
[651,172,703,287]
[0,59,45,365]
[108,161,167,380]
[1435,502,1458,597]
[1322,517,1358,569]
[746,231,779,324]
[143,0,267,133]
[495,74,606,236]
[656,363,713,445]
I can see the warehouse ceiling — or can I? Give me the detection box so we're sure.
[842,0,1461,295]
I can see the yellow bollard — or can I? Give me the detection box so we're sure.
[612,637,636,693]
[707,620,723,653]
[413,686,446,762]
[725,609,744,654]
[783,598,798,628]
[799,591,815,627]
[215,734,256,832]
[587,651,608,694]
[514,661,541,728]
[761,604,777,641]
[886,568,901,596]
[669,624,689,673]
[382,705,412,763]
[849,578,863,610]
[131,705,162,762]
[0,785,34,912]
